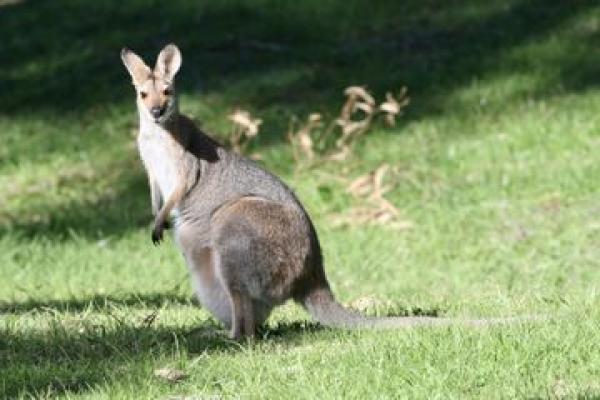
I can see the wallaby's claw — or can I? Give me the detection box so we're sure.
[151,225,164,245]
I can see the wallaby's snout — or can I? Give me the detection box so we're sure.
[121,44,182,124]
[150,106,165,119]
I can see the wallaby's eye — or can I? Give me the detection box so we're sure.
[163,88,172,96]
[140,91,148,99]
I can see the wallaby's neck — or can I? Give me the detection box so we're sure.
[138,101,222,164]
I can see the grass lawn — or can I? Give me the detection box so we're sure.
[1,0,599,398]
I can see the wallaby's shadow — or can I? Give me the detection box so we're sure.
[259,320,325,339]
[0,291,193,313]
[2,317,354,397]
[0,319,237,398]
[1,288,450,397]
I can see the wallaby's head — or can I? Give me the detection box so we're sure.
[121,44,182,124]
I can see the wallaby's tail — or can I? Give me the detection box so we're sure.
[302,287,537,329]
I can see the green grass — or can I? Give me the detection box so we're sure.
[1,0,600,398]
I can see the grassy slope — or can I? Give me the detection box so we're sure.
[1,0,599,398]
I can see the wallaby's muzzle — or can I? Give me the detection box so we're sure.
[150,106,164,119]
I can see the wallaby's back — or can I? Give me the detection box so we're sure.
[180,145,306,226]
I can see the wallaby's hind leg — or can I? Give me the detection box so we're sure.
[185,245,263,337]
[242,297,256,338]
[227,289,256,339]
[208,196,315,338]
[179,241,233,329]
[214,246,260,339]
[253,300,273,329]
[178,217,270,337]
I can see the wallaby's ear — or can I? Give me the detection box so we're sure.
[155,44,182,82]
[121,48,151,86]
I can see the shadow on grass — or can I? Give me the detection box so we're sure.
[1,317,338,397]
[1,0,599,243]
[0,291,194,313]
[0,321,233,397]
[0,317,443,398]
[1,0,598,120]
[0,165,151,241]
[0,264,453,398]
[1,290,447,397]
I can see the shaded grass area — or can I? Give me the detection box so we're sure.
[2,0,599,118]
[1,0,600,398]
[3,308,600,398]
[1,0,599,238]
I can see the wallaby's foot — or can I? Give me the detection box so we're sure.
[229,327,257,341]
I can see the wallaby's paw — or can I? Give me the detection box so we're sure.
[151,225,164,245]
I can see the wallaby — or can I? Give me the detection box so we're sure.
[121,44,532,339]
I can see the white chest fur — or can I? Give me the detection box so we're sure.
[137,122,179,203]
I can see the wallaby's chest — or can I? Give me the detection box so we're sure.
[137,129,180,200]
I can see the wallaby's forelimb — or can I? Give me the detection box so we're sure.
[149,176,162,217]
[152,182,187,245]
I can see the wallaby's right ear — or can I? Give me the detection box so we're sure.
[155,44,182,82]
[120,48,151,86]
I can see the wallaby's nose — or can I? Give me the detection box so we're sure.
[150,107,164,119]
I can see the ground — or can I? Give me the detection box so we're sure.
[1,1,599,398]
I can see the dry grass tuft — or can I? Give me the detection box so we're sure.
[288,113,322,162]
[287,85,410,164]
[228,109,262,154]
[380,87,410,127]
[227,85,409,165]
[330,164,413,231]
[226,86,412,230]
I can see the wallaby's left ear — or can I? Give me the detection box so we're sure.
[155,44,182,82]
[121,48,151,86]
